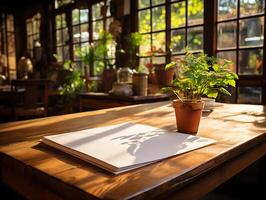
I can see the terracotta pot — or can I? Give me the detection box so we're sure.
[154,64,174,86]
[172,99,205,134]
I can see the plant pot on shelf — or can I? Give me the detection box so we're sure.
[172,99,205,134]
[154,64,175,86]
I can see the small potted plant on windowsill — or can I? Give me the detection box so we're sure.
[163,49,238,134]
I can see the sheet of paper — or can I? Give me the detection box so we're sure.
[42,122,216,174]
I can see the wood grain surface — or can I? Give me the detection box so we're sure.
[0,102,266,200]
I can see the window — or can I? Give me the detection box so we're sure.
[0,14,16,81]
[55,0,74,9]
[55,13,69,62]
[92,0,115,76]
[217,0,265,104]
[54,0,114,77]
[72,8,89,71]
[137,0,204,68]
[26,13,41,58]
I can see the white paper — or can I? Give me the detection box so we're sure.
[42,123,216,174]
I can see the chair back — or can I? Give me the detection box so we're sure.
[11,79,50,118]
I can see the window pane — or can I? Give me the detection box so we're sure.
[56,30,62,45]
[93,21,103,40]
[217,22,237,49]
[238,87,262,104]
[188,0,204,25]
[56,15,61,29]
[152,6,166,31]
[139,34,151,56]
[218,0,237,21]
[239,49,263,75]
[152,56,165,64]
[73,44,81,61]
[72,25,80,43]
[80,9,89,23]
[106,17,113,30]
[217,51,236,72]
[57,47,63,62]
[152,0,165,6]
[93,3,103,20]
[152,32,166,55]
[240,0,265,17]
[61,14,66,27]
[62,28,69,44]
[171,29,186,53]
[63,46,70,60]
[139,9,151,33]
[239,17,264,47]
[139,57,152,69]
[72,9,79,25]
[80,24,89,42]
[138,0,150,9]
[94,60,105,75]
[27,22,32,35]
[188,26,203,50]
[171,1,186,28]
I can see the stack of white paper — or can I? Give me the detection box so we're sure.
[42,123,215,174]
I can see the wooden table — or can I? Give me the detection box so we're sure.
[79,92,170,111]
[0,102,266,199]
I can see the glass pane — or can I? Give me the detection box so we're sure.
[27,22,32,35]
[217,51,236,72]
[56,30,62,45]
[152,0,165,6]
[106,17,113,30]
[7,15,14,32]
[188,0,204,25]
[152,6,166,31]
[152,32,166,55]
[61,14,66,27]
[80,9,89,23]
[217,22,237,49]
[73,44,81,61]
[57,47,63,62]
[62,28,69,44]
[80,24,89,42]
[107,39,116,59]
[171,29,186,54]
[139,57,152,71]
[72,9,79,25]
[171,1,186,28]
[138,0,150,9]
[218,0,237,21]
[94,60,105,75]
[238,87,262,104]
[93,21,103,40]
[72,25,80,43]
[239,49,263,75]
[239,17,264,47]
[27,36,33,50]
[139,9,151,33]
[93,2,103,20]
[63,46,70,60]
[188,26,203,50]
[56,15,61,29]
[139,34,151,56]
[240,0,265,17]
[152,56,165,64]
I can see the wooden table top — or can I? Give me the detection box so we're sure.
[0,102,266,200]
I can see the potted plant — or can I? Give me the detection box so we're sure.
[163,49,238,134]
